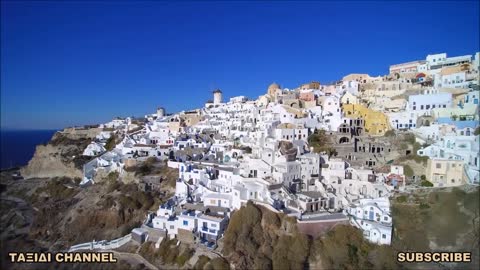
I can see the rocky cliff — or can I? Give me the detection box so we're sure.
[21,127,102,179]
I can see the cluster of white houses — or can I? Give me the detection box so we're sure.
[76,51,479,247]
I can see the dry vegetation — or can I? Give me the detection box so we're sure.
[139,240,195,268]
[222,189,479,270]
[308,129,337,156]
[1,165,175,259]
[311,225,398,270]
[193,256,230,270]
[391,187,479,269]
[222,201,399,270]
[49,133,94,169]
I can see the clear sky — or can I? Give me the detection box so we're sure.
[1,1,479,130]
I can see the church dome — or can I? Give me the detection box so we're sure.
[268,83,281,90]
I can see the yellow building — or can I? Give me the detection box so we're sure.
[426,159,466,187]
[342,104,391,135]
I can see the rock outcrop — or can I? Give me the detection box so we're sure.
[21,128,102,179]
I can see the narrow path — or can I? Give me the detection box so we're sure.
[100,250,159,270]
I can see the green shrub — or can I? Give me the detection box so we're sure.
[420,180,434,187]
[194,255,211,270]
[104,133,117,151]
[308,129,333,153]
[413,155,429,165]
[137,164,152,176]
[404,133,416,145]
[384,130,395,137]
[396,195,407,203]
[419,203,430,209]
[474,127,480,135]
[164,245,179,265]
[176,248,194,266]
[145,157,157,166]
[208,258,230,270]
[243,146,252,154]
[403,165,414,177]
[412,142,422,152]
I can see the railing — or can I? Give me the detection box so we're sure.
[68,234,132,252]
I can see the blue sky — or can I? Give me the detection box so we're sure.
[1,1,479,130]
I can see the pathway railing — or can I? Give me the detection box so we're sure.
[68,234,132,252]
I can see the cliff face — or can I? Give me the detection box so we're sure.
[21,128,102,179]
[21,143,84,179]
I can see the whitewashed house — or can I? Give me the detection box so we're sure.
[346,197,392,245]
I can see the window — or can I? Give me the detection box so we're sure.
[421,105,424,110]
[436,163,441,169]
[382,234,386,239]
[183,220,188,226]
[211,224,217,228]
[384,216,388,221]
[170,225,174,229]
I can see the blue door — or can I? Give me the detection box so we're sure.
[369,211,374,220]
[474,99,478,104]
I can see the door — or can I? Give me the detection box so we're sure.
[369,211,374,220]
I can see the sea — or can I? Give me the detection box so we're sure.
[0,129,58,170]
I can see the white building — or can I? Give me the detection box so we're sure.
[213,89,223,104]
[196,213,228,242]
[346,197,392,245]
[407,91,452,117]
[83,142,106,156]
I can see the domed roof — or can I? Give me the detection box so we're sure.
[213,89,222,94]
[268,82,281,90]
